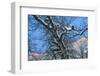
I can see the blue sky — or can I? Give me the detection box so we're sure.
[28,15,88,53]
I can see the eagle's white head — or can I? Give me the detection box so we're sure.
[65,26,72,31]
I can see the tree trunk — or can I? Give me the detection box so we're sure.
[51,30,66,59]
[33,15,68,59]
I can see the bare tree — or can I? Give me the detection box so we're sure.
[30,15,88,59]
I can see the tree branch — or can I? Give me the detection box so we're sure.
[32,15,52,32]
[47,16,54,28]
[80,27,88,35]
[33,15,47,26]
[70,26,88,39]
